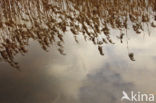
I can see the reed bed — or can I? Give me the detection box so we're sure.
[0,0,156,69]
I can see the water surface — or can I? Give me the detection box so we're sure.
[0,29,156,103]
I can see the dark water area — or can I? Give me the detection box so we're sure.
[0,28,156,103]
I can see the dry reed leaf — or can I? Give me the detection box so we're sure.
[128,53,135,61]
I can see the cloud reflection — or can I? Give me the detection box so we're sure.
[0,30,156,103]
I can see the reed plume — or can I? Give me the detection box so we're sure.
[0,0,156,68]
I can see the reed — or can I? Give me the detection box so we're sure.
[0,0,156,69]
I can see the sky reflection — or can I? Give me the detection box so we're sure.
[0,29,156,103]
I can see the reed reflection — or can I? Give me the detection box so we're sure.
[0,0,156,68]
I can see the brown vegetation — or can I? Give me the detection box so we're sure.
[0,0,156,69]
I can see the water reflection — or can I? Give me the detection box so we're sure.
[1,0,156,103]
[0,29,156,102]
[0,0,156,68]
